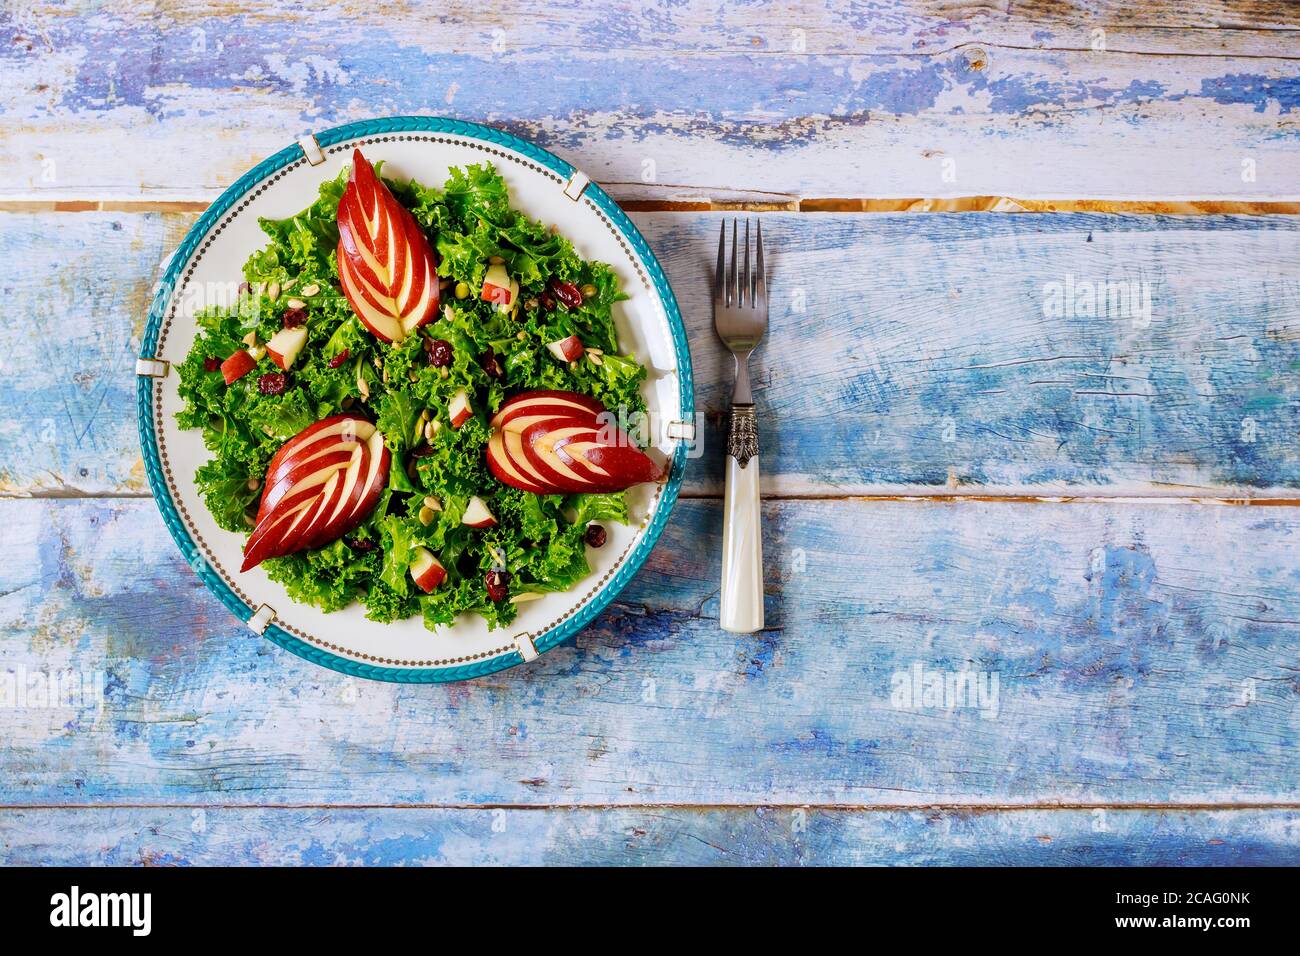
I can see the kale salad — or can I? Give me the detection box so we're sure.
[176,153,660,631]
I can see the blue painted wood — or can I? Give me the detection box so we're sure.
[2,211,1298,496]
[1,497,1295,805]
[1,5,1296,201]
[2,807,1296,866]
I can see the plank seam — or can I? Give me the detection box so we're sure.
[0,803,1296,812]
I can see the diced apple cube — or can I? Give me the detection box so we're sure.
[266,325,309,371]
[448,389,473,429]
[221,349,257,384]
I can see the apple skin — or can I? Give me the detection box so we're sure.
[480,263,513,305]
[461,495,497,528]
[488,391,605,430]
[409,546,447,592]
[546,334,585,363]
[448,389,473,429]
[221,349,257,384]
[485,391,662,495]
[240,414,390,572]
[336,149,439,343]
[266,326,308,371]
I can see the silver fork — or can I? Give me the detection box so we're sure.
[713,219,766,633]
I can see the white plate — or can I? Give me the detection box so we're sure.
[137,118,694,682]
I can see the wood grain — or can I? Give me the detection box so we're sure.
[2,4,1297,203]
[2,806,1296,865]
[2,497,1295,807]
[3,210,1297,498]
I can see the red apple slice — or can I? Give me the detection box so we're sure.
[241,414,390,571]
[518,418,608,492]
[448,389,473,429]
[546,334,585,363]
[486,429,550,494]
[336,149,439,343]
[342,430,390,527]
[266,325,308,371]
[258,415,375,520]
[462,495,497,528]
[489,391,606,430]
[484,390,662,495]
[221,349,257,384]
[409,546,447,592]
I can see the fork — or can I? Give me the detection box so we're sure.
[713,219,766,633]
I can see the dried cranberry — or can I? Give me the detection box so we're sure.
[425,338,453,368]
[328,348,349,369]
[204,356,222,372]
[485,569,510,602]
[539,292,556,311]
[257,372,287,395]
[346,537,375,552]
[584,524,607,548]
[480,347,503,379]
[282,306,307,328]
[237,281,251,296]
[410,443,435,458]
[548,279,583,309]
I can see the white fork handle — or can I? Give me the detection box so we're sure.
[721,450,764,634]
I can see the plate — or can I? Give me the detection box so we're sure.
[137,117,694,683]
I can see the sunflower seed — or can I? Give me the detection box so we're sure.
[286,298,306,310]
[423,495,442,511]
[423,420,437,441]
[267,281,281,302]
[300,283,321,297]
[282,277,297,291]
[246,477,260,491]
[418,506,436,526]
[510,592,545,604]
[586,350,604,366]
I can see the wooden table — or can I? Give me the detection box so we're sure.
[1,1,1297,865]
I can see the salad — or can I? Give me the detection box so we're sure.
[176,151,662,631]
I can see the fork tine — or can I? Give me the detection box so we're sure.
[733,217,743,304]
[755,219,765,306]
[715,220,726,304]
[742,219,751,308]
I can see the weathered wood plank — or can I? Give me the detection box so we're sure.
[9,1,1299,57]
[3,211,1297,497]
[2,497,1295,806]
[2,5,1297,202]
[2,807,1296,866]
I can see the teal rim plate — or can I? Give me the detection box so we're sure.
[137,117,694,683]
